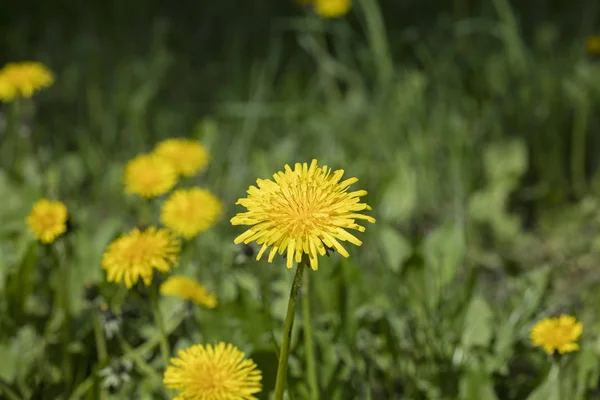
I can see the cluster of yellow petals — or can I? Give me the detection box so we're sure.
[160,275,218,308]
[0,62,54,102]
[164,342,262,400]
[530,315,583,355]
[161,188,223,239]
[153,138,210,177]
[124,154,178,198]
[102,227,180,288]
[231,159,375,271]
[298,0,351,18]
[26,199,68,244]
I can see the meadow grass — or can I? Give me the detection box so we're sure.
[2,0,600,399]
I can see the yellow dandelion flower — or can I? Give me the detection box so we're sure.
[315,0,351,18]
[161,188,223,239]
[160,275,218,308]
[164,342,262,400]
[102,227,180,288]
[586,36,600,56]
[230,159,375,271]
[154,138,210,177]
[26,199,68,244]
[530,315,582,355]
[0,62,54,102]
[124,154,177,198]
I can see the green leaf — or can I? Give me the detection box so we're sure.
[484,138,527,183]
[379,159,416,224]
[526,364,561,400]
[459,367,499,400]
[461,295,494,349]
[423,222,465,290]
[378,225,412,273]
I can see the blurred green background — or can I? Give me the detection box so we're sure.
[3,0,600,399]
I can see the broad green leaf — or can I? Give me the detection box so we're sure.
[461,295,494,349]
[526,364,560,400]
[378,225,412,273]
[379,159,416,224]
[423,222,465,290]
[459,367,499,400]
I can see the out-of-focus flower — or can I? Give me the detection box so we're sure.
[124,154,177,198]
[164,342,262,400]
[26,199,68,244]
[99,304,122,340]
[315,0,351,18]
[586,36,600,57]
[102,227,181,288]
[0,62,54,102]
[160,275,217,308]
[530,315,583,355]
[231,159,375,271]
[160,188,223,239]
[154,138,210,177]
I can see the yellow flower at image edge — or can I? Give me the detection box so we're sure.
[530,315,583,355]
[0,61,54,102]
[161,188,223,239]
[230,159,375,271]
[27,199,68,244]
[586,36,600,56]
[160,276,217,308]
[154,138,210,177]
[124,154,177,198]
[315,0,351,18]
[102,227,180,288]
[164,342,262,400]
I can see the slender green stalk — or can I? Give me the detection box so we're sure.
[571,97,589,197]
[302,269,319,400]
[274,262,306,400]
[117,333,162,381]
[0,377,22,400]
[150,287,170,368]
[55,242,73,387]
[92,311,108,364]
[66,376,93,400]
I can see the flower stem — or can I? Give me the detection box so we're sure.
[303,269,320,400]
[92,311,108,365]
[274,262,306,400]
[150,287,170,369]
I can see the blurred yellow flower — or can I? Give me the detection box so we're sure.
[26,199,68,244]
[154,138,210,177]
[231,159,375,271]
[315,0,351,18]
[124,154,177,198]
[0,62,54,102]
[161,188,223,239]
[102,227,180,288]
[160,275,217,308]
[530,315,582,355]
[586,36,600,56]
[164,342,262,400]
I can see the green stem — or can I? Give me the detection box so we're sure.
[0,377,22,400]
[302,269,319,400]
[66,376,93,400]
[56,242,73,387]
[274,262,306,400]
[117,333,162,382]
[150,287,170,369]
[92,311,108,364]
[571,97,589,197]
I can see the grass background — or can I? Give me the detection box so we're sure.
[2,0,600,398]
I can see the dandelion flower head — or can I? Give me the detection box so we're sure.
[164,342,262,400]
[530,314,582,355]
[154,138,210,177]
[102,227,180,288]
[0,62,54,102]
[160,275,217,308]
[315,0,351,18]
[124,153,177,198]
[161,188,223,239]
[26,199,68,244]
[230,159,375,271]
[586,36,600,56]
